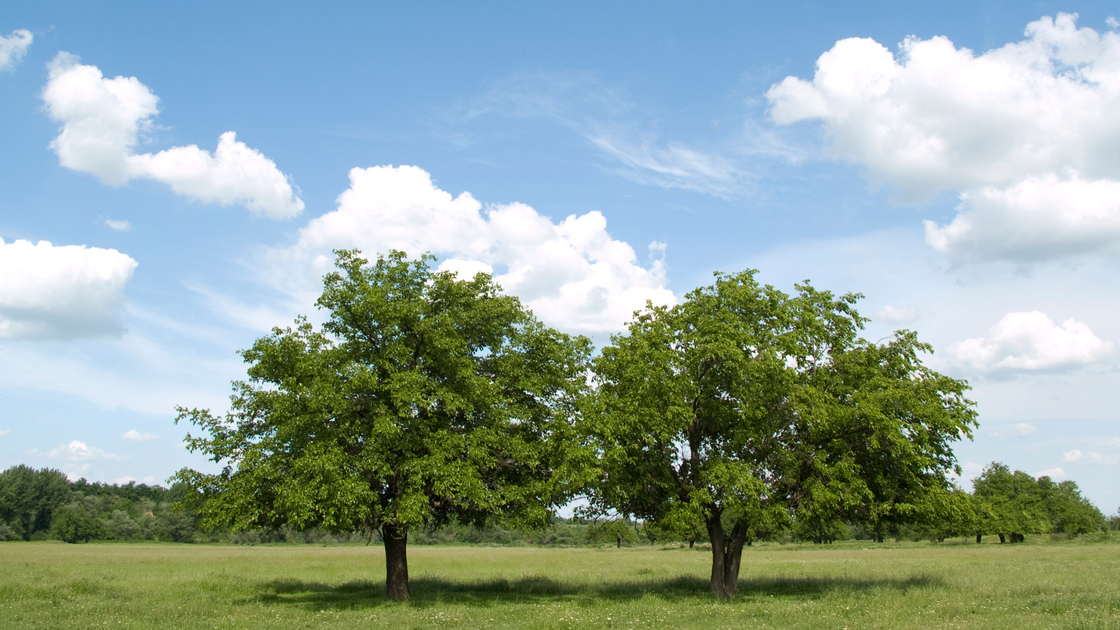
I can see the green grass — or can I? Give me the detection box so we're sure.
[1,539,1118,629]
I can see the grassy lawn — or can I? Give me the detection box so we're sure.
[0,539,1117,629]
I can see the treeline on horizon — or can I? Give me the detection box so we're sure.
[1,462,1117,546]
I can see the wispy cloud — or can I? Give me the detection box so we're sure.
[444,71,755,198]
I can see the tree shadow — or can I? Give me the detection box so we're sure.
[244,573,942,610]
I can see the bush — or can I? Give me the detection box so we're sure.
[106,510,139,540]
[0,522,17,541]
[50,504,109,543]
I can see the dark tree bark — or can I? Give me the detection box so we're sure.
[976,534,982,544]
[998,533,1006,544]
[707,516,748,598]
[382,523,410,601]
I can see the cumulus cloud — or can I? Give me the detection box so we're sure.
[122,430,158,441]
[1035,467,1065,479]
[0,29,32,71]
[41,53,303,219]
[947,311,1114,374]
[0,238,138,339]
[767,14,1120,263]
[874,305,918,324]
[103,218,131,231]
[270,165,675,335]
[42,440,126,477]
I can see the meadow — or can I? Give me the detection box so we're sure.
[0,539,1117,629]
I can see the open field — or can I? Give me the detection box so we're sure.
[1,540,1118,629]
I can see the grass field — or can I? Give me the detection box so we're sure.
[1,539,1118,629]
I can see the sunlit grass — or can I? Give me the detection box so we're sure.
[0,539,1117,628]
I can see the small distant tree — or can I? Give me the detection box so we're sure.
[175,250,591,600]
[586,519,639,548]
[972,463,1049,542]
[1035,476,1105,535]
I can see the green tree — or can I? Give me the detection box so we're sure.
[174,250,591,600]
[585,518,639,547]
[50,503,109,543]
[584,270,976,598]
[1035,476,1103,535]
[972,463,1049,542]
[0,465,71,540]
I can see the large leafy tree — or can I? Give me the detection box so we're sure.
[175,250,591,600]
[585,270,976,598]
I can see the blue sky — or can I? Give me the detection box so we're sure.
[3,1,1120,514]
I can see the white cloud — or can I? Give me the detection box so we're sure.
[270,165,675,336]
[456,72,748,197]
[586,132,746,198]
[43,440,126,476]
[1062,449,1114,463]
[114,475,156,485]
[122,430,158,441]
[0,429,10,436]
[0,29,32,72]
[991,422,1039,438]
[874,304,918,324]
[0,238,138,339]
[767,14,1120,263]
[104,218,131,231]
[948,311,1114,374]
[41,53,303,219]
[1035,467,1066,479]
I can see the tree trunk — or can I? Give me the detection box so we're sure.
[382,523,410,601]
[689,539,694,548]
[976,534,982,544]
[707,515,748,598]
[998,533,1005,544]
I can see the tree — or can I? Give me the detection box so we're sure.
[0,465,71,540]
[50,503,109,543]
[174,250,591,600]
[972,463,1049,542]
[1035,476,1105,535]
[584,270,976,598]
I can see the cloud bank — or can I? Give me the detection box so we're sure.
[0,238,138,339]
[768,14,1120,263]
[271,165,675,335]
[947,310,1114,375]
[0,29,32,71]
[41,53,303,219]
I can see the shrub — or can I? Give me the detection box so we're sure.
[51,504,109,543]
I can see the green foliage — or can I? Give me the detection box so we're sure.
[584,269,977,596]
[174,250,593,598]
[50,503,109,543]
[971,463,1104,540]
[0,465,71,540]
[585,519,639,547]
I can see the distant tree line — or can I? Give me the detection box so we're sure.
[2,460,1113,548]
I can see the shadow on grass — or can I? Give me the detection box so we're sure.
[245,573,942,610]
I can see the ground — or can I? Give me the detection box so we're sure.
[0,538,1117,629]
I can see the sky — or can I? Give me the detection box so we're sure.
[2,1,1120,514]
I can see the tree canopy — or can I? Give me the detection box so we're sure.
[583,269,977,597]
[174,250,592,600]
